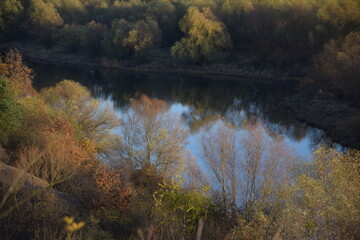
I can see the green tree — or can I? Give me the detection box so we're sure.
[28,0,64,47]
[171,7,233,63]
[153,178,210,238]
[50,0,88,24]
[28,0,64,27]
[105,18,161,58]
[82,21,108,56]
[317,0,360,33]
[273,1,320,61]
[0,0,24,36]
[219,0,253,47]
[0,77,22,144]
[61,24,86,53]
[177,0,216,9]
[146,0,180,46]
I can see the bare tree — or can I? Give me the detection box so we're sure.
[0,148,41,219]
[181,152,210,190]
[117,95,188,173]
[0,149,81,239]
[238,121,296,214]
[201,121,239,215]
[201,120,296,219]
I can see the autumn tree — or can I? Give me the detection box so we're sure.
[28,0,64,27]
[51,0,88,24]
[0,77,22,144]
[171,7,233,63]
[40,80,120,155]
[13,97,89,185]
[0,0,24,37]
[0,49,35,97]
[317,0,360,33]
[117,95,188,173]
[12,97,53,147]
[16,116,86,185]
[28,0,64,47]
[153,179,210,238]
[315,31,360,103]
[105,18,161,58]
[92,166,132,210]
[281,147,360,239]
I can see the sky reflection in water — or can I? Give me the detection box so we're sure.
[30,62,336,167]
[168,101,327,166]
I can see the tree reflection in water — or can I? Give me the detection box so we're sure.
[31,62,335,161]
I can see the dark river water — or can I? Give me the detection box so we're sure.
[30,62,335,162]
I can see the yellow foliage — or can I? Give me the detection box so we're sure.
[64,216,85,239]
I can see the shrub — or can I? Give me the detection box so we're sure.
[0,78,22,144]
[315,32,360,103]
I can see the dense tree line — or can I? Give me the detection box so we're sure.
[1,0,359,61]
[0,0,359,103]
[0,50,359,239]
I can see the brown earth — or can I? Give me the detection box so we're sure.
[0,163,81,216]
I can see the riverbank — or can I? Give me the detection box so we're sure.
[284,91,360,149]
[0,42,301,84]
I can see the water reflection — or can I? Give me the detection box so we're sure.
[30,62,333,158]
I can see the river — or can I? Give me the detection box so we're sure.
[30,62,336,164]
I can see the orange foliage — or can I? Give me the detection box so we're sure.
[42,115,87,164]
[121,94,188,171]
[44,115,76,136]
[130,94,167,119]
[0,49,35,97]
[0,63,9,76]
[79,137,97,162]
[92,166,132,211]
[16,115,89,184]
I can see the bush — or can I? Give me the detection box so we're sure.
[28,0,64,47]
[82,21,108,56]
[315,32,360,104]
[61,24,86,53]
[0,78,22,144]
[171,7,233,63]
[104,18,161,59]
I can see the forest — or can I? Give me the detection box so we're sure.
[0,0,359,103]
[0,50,359,239]
[0,0,360,239]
